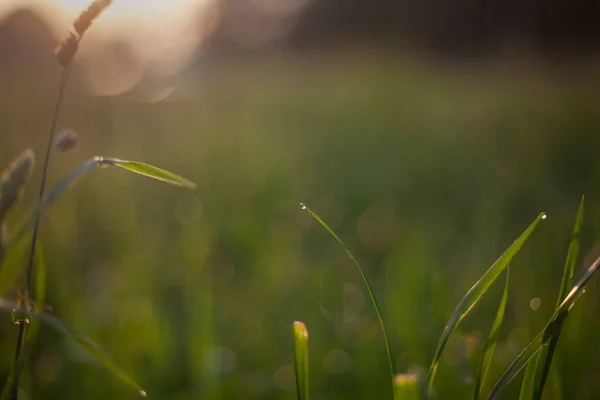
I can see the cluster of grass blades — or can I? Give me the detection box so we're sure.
[0,1,199,398]
[0,150,197,397]
[302,195,598,400]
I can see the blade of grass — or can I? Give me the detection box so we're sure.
[473,268,509,399]
[488,251,600,399]
[519,353,538,400]
[394,374,421,400]
[0,246,47,400]
[426,213,546,393]
[0,157,197,294]
[532,195,584,399]
[293,321,309,400]
[301,203,397,399]
[0,297,147,397]
[100,158,197,189]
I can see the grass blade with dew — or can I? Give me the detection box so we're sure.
[100,158,197,189]
[0,157,197,292]
[426,213,546,393]
[293,321,309,400]
[488,248,600,400]
[300,203,397,399]
[473,268,510,400]
[532,195,584,399]
[0,297,147,397]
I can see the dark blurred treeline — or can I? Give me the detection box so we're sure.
[1,0,600,72]
[211,0,600,57]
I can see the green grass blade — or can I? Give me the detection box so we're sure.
[301,203,397,399]
[394,374,421,400]
[473,268,509,400]
[533,196,584,399]
[489,252,600,399]
[427,213,545,392]
[293,321,309,400]
[100,158,197,189]
[519,353,538,400]
[0,297,147,397]
[0,156,196,294]
[0,246,48,400]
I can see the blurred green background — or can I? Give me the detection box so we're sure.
[2,2,600,399]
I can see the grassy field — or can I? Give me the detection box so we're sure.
[1,54,600,399]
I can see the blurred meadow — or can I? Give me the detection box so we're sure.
[1,1,600,399]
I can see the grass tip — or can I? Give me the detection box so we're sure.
[394,373,419,385]
[300,202,307,210]
[293,321,308,339]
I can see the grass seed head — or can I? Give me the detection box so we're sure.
[55,129,78,153]
[0,149,35,220]
[74,0,113,37]
[55,32,80,67]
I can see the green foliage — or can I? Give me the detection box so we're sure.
[489,245,600,399]
[0,297,147,397]
[472,268,509,399]
[301,203,397,399]
[532,196,584,399]
[292,321,309,400]
[426,213,545,392]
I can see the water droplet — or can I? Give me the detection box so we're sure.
[300,203,307,210]
[541,214,547,220]
[139,390,147,397]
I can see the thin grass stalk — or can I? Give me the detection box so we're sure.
[9,66,71,400]
[301,203,397,399]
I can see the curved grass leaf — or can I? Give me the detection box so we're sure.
[532,195,584,399]
[100,158,197,189]
[0,297,147,397]
[488,250,600,399]
[0,156,196,293]
[426,213,545,393]
[293,321,309,400]
[473,268,509,400]
[394,374,421,400]
[301,203,397,399]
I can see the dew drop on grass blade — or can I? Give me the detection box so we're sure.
[293,321,309,400]
[301,203,398,399]
[472,268,509,400]
[532,195,584,399]
[426,212,545,393]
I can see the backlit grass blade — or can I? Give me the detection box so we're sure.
[0,156,196,293]
[473,268,509,400]
[100,158,197,189]
[533,195,584,399]
[518,353,538,400]
[394,374,421,400]
[488,251,600,399]
[426,213,545,392]
[0,297,147,397]
[301,203,397,399]
[293,321,309,400]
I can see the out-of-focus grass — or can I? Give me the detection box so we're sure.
[1,55,600,399]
